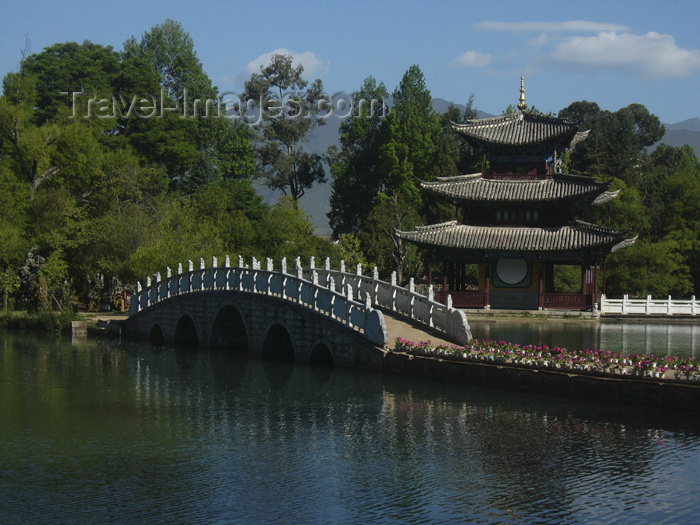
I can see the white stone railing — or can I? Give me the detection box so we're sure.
[601,294,699,316]
[301,256,471,345]
[128,256,472,346]
[128,255,388,346]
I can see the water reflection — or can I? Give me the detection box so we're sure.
[1,332,699,524]
[471,319,700,358]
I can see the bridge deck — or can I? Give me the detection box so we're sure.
[382,311,453,348]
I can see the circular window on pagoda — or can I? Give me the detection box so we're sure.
[495,258,529,285]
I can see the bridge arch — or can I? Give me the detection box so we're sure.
[261,323,295,363]
[174,314,199,349]
[309,342,334,368]
[149,324,164,347]
[209,304,249,356]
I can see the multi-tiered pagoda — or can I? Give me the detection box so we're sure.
[397,79,636,311]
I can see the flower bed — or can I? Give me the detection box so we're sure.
[393,337,700,382]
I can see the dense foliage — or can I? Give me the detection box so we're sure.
[2,20,699,314]
[0,21,334,312]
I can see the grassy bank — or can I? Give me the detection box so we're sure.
[0,310,82,333]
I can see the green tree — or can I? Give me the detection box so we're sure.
[361,192,422,282]
[328,76,389,236]
[606,238,692,297]
[244,53,326,200]
[20,40,121,126]
[122,20,256,191]
[568,103,664,185]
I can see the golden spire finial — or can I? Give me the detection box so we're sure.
[517,76,528,111]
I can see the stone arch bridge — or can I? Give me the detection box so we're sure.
[123,256,472,369]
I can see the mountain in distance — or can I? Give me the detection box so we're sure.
[665,118,700,132]
[657,119,700,158]
[256,99,699,234]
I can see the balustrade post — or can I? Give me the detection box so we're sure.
[238,255,244,268]
[281,257,287,274]
[447,294,453,310]
[646,295,652,315]
[310,256,315,270]
[693,295,697,316]
[668,295,673,316]
[356,263,362,276]
[340,260,345,274]
[212,256,217,268]
[146,276,151,288]
[225,255,230,267]
[391,271,397,311]
[137,281,142,293]
[409,278,415,319]
[325,257,330,271]
[330,276,336,295]
[347,285,353,302]
[200,258,205,270]
[178,263,183,275]
[266,258,273,272]
[312,270,318,285]
[428,285,435,327]
[372,266,379,305]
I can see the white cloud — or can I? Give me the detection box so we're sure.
[475,20,629,33]
[240,48,329,81]
[545,31,700,78]
[451,51,492,68]
[527,34,550,48]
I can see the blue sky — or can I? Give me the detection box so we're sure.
[1,0,699,123]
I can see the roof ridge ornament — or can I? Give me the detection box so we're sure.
[517,76,528,111]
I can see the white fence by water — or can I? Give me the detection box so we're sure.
[600,294,699,316]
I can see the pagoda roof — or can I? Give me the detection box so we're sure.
[396,220,635,258]
[420,173,615,205]
[451,111,585,147]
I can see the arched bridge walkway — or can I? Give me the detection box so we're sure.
[124,256,472,369]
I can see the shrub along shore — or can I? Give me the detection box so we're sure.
[0,310,81,333]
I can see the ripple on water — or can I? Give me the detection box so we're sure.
[2,336,700,524]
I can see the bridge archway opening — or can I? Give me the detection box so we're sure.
[261,323,295,363]
[149,324,164,347]
[210,305,249,356]
[309,343,334,368]
[174,315,199,350]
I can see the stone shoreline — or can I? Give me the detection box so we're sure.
[383,348,700,412]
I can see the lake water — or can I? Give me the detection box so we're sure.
[2,330,700,524]
[470,319,700,358]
